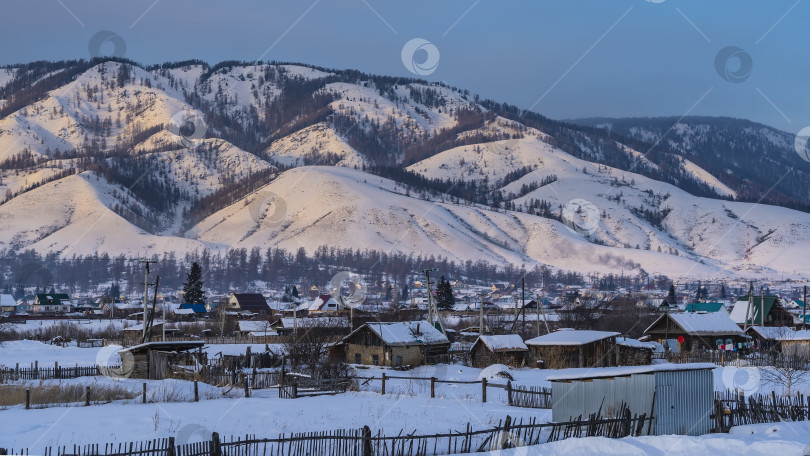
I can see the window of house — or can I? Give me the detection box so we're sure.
[354,353,361,364]
[372,354,379,366]
[396,356,403,366]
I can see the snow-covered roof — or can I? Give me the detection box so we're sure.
[174,308,195,315]
[664,312,743,335]
[615,337,664,352]
[122,321,164,331]
[474,334,528,352]
[746,326,795,340]
[248,330,278,337]
[0,294,17,307]
[281,316,349,328]
[546,363,717,381]
[525,329,619,346]
[351,321,449,346]
[779,329,810,341]
[238,320,275,332]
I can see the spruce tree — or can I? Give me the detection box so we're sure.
[435,276,455,310]
[667,284,677,305]
[401,283,409,302]
[183,262,206,304]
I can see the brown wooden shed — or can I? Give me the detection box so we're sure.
[469,334,528,368]
[525,329,619,369]
[118,341,206,380]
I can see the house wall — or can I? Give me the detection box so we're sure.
[616,346,652,366]
[470,345,527,368]
[782,340,810,357]
[345,343,423,366]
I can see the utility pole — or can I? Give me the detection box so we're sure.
[760,286,765,327]
[743,282,753,331]
[422,268,443,334]
[479,292,486,336]
[140,259,157,343]
[804,285,807,331]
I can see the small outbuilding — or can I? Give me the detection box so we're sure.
[226,293,272,316]
[117,341,206,380]
[525,329,619,369]
[469,334,528,368]
[548,363,716,436]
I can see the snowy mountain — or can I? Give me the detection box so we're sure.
[0,58,808,279]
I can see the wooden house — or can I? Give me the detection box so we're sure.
[118,341,205,380]
[339,320,450,367]
[525,329,619,369]
[745,326,795,352]
[644,312,745,352]
[469,334,528,368]
[778,329,810,356]
[0,294,19,313]
[729,295,793,327]
[226,293,272,316]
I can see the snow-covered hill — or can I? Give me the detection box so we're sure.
[0,59,807,278]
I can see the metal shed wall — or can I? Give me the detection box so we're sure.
[551,368,713,436]
[653,369,713,436]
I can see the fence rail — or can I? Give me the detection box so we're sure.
[714,390,810,431]
[660,351,810,370]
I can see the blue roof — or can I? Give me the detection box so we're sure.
[179,303,207,313]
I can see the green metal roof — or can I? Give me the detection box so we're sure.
[735,295,778,326]
[684,302,725,313]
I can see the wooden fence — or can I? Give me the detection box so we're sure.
[0,364,112,382]
[7,410,652,456]
[714,390,810,431]
[660,351,810,370]
[509,384,552,409]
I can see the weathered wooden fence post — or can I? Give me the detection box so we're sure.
[55,362,59,379]
[381,373,386,395]
[167,437,175,456]
[0,447,7,455]
[507,380,513,406]
[210,432,222,456]
[142,383,147,403]
[482,378,487,403]
[501,415,512,450]
[194,381,199,402]
[25,389,30,409]
[430,377,436,398]
[244,375,250,398]
[85,386,90,406]
[362,425,372,456]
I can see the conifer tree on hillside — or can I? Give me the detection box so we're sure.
[435,276,455,310]
[667,284,677,305]
[183,262,206,304]
[401,283,410,302]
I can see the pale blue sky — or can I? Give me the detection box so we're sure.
[1,0,806,132]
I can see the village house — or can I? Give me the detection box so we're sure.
[728,295,793,327]
[338,320,450,367]
[778,329,810,357]
[745,326,795,352]
[226,293,272,316]
[32,293,72,313]
[298,294,341,314]
[644,312,745,352]
[469,334,528,368]
[525,329,620,369]
[0,294,19,313]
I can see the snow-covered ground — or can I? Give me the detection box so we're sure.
[3,341,810,452]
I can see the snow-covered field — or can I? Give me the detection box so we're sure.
[3,340,810,453]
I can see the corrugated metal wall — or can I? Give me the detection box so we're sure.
[653,369,713,436]
[551,369,713,436]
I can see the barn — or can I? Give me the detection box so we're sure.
[469,334,528,368]
[548,363,716,436]
[525,329,619,369]
[117,341,206,380]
